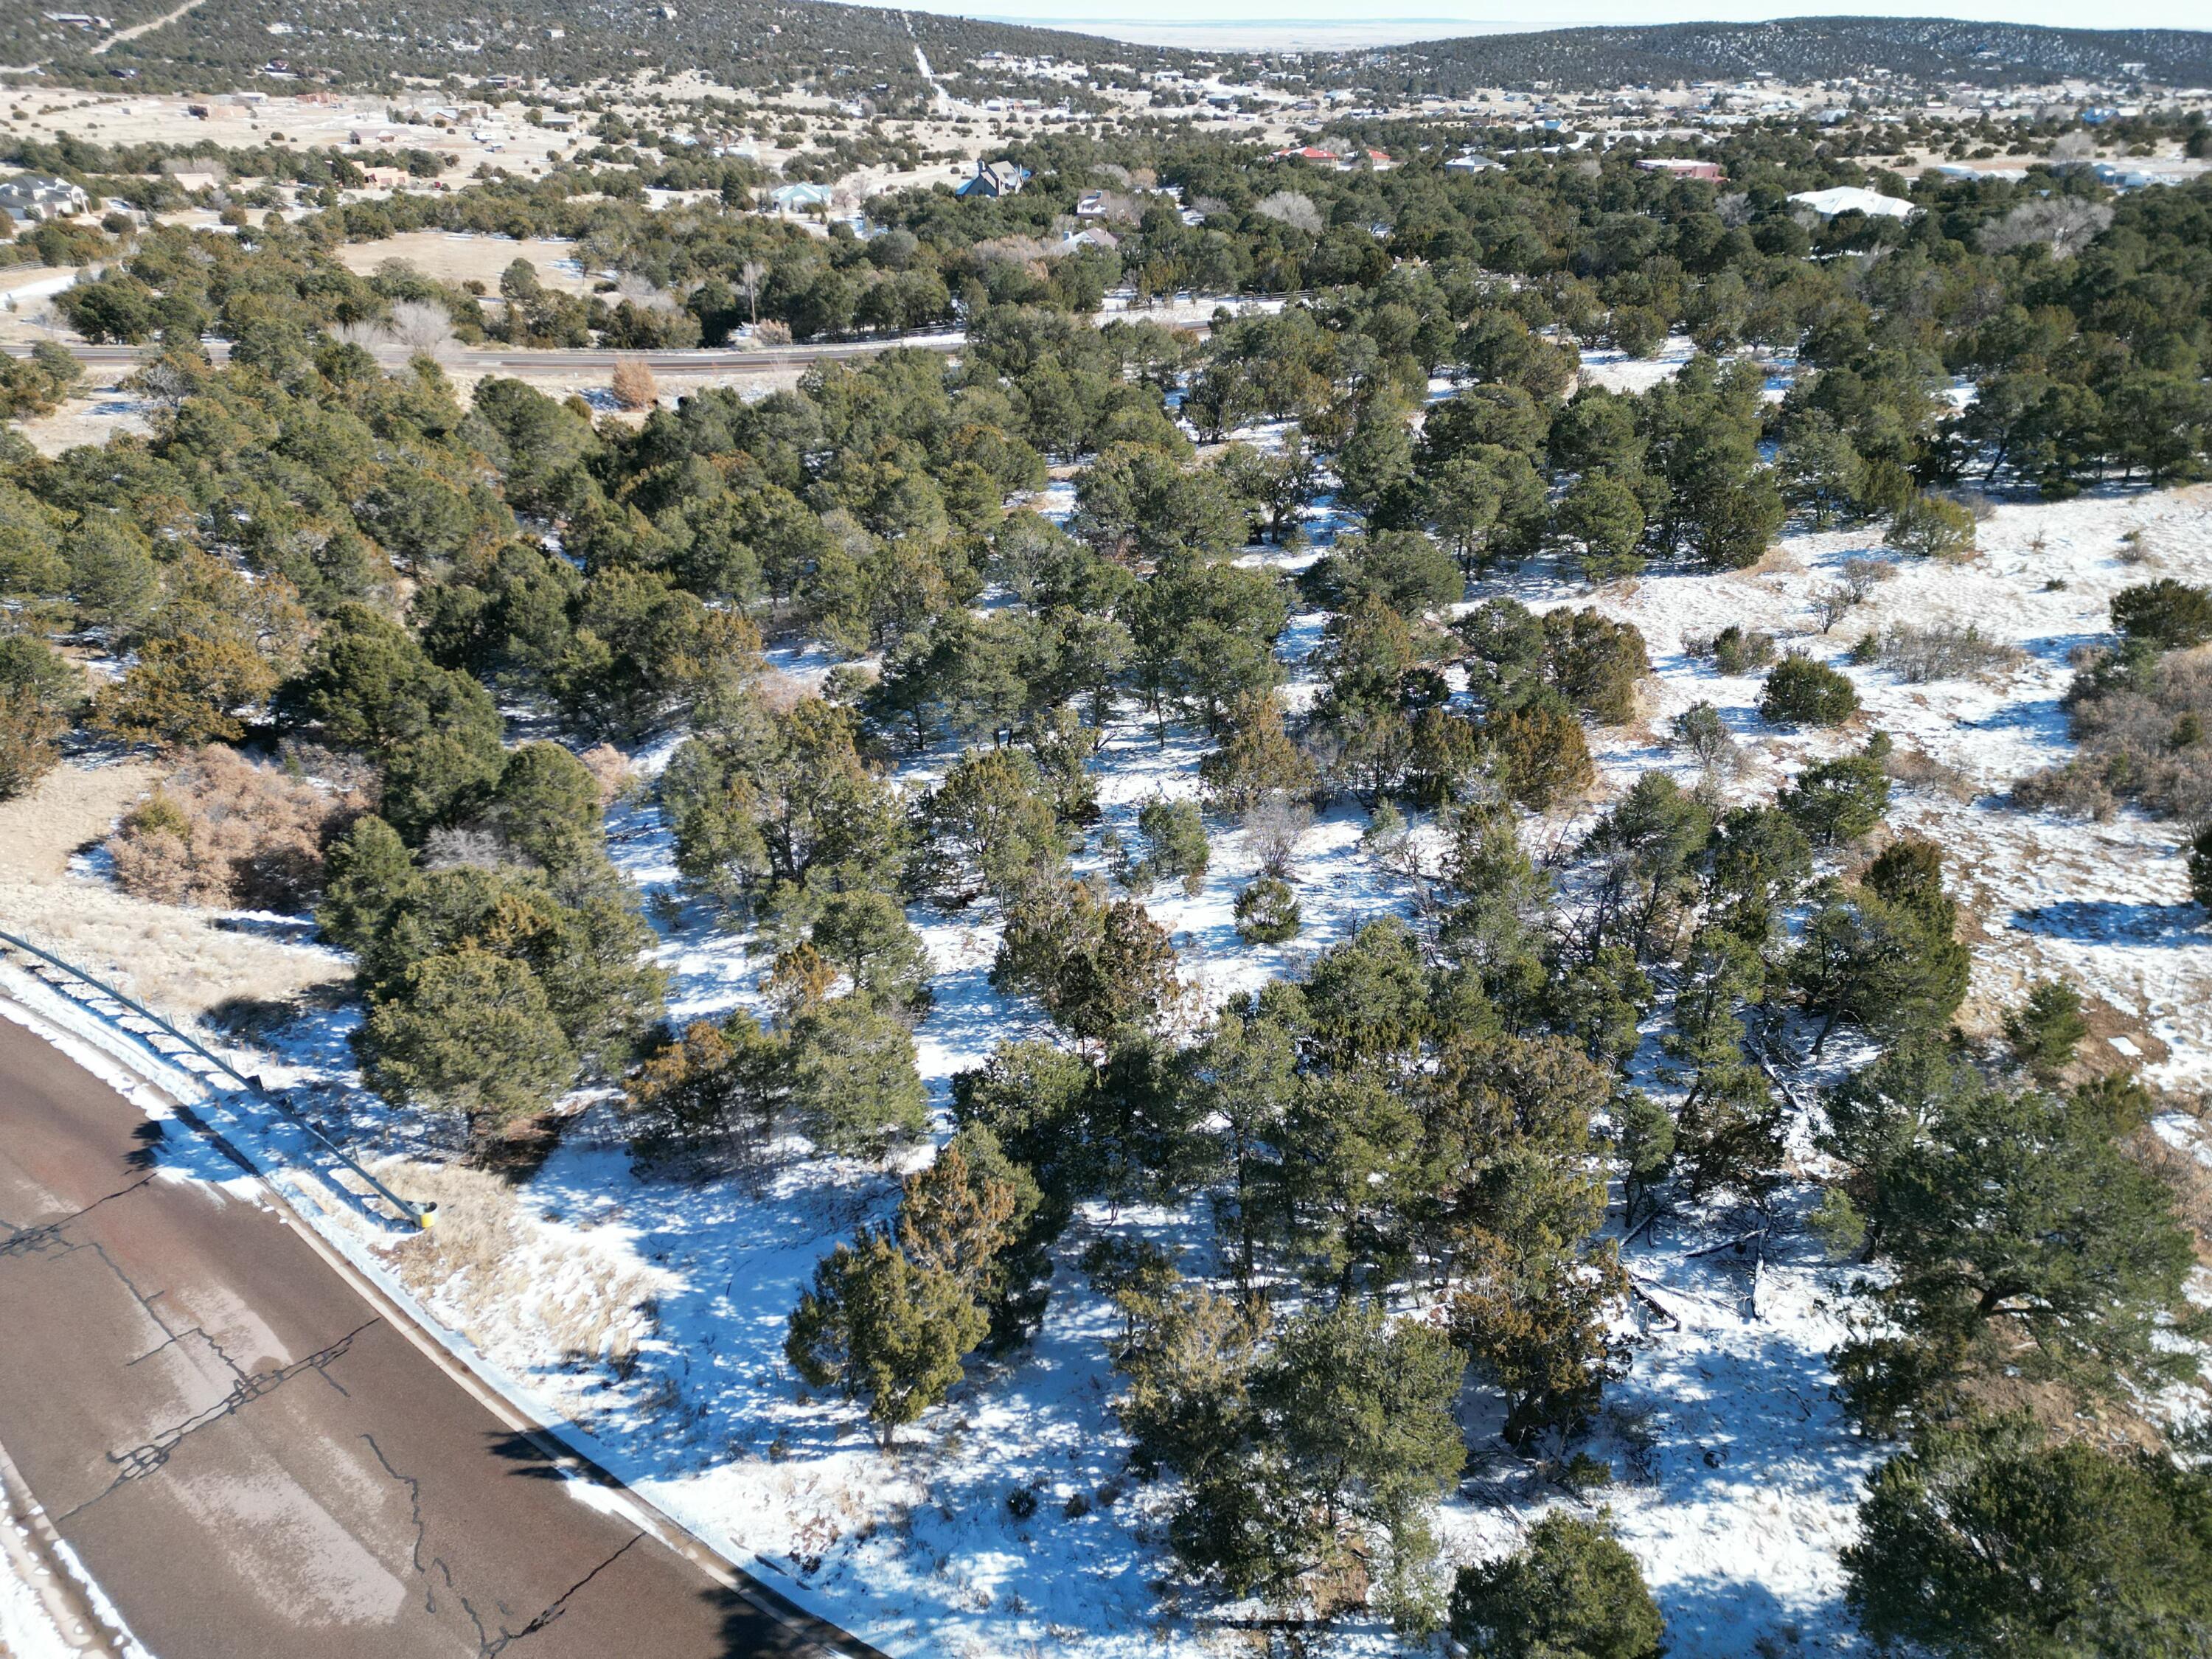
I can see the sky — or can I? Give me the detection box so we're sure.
[886,0,2212,51]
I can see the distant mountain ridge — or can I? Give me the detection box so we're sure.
[1343,16,2212,95]
[10,1,2209,100]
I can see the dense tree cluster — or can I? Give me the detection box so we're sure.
[4,108,2207,1649]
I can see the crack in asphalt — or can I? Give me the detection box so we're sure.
[361,1430,646,1656]
[361,1429,498,1652]
[54,1318,382,1523]
[483,1532,647,1655]
[125,1321,249,1383]
[0,1177,156,1259]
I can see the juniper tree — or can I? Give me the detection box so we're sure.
[787,993,927,1158]
[1450,1512,1665,1659]
[1780,753,1891,844]
[1846,1415,2212,1658]
[1664,929,1785,1200]
[625,1012,785,1170]
[356,947,577,1138]
[1828,1046,2200,1431]
[785,1228,987,1445]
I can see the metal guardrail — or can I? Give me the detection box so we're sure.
[0,927,429,1230]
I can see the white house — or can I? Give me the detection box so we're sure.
[0,174,88,224]
[1787,186,1919,220]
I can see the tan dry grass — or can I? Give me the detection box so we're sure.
[366,1157,667,1380]
[0,759,348,1018]
[333,232,601,296]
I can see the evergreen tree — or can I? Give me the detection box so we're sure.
[1450,1512,1665,1659]
[1780,754,1891,844]
[625,1013,785,1170]
[1759,653,1860,726]
[786,1228,987,1445]
[919,746,1067,906]
[1253,1303,1467,1631]
[1846,1415,2212,1658]
[1665,928,1784,1198]
[787,994,927,1158]
[1831,1048,2200,1430]
[356,947,577,1138]
[0,635,83,800]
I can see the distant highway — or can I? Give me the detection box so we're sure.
[5,302,1234,380]
[0,1013,874,1659]
[6,335,964,375]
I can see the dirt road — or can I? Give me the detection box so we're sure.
[0,1014,856,1659]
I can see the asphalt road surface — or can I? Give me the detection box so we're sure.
[4,336,960,374]
[0,1014,844,1659]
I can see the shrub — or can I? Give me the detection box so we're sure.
[2003,980,2090,1083]
[1450,1512,1664,1659]
[1132,796,1210,897]
[1839,556,1895,602]
[1670,700,1739,773]
[1710,624,1776,676]
[2110,578,2212,650]
[2028,647,2212,822]
[1760,653,1860,726]
[1878,623,2025,684]
[106,745,351,911]
[2191,821,2212,913]
[94,633,282,748]
[0,635,83,801]
[1233,875,1302,944]
[610,356,659,411]
[1491,700,1595,811]
[1885,492,1976,559]
[1540,608,1649,724]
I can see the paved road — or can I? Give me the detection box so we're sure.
[0,1015,837,1659]
[4,336,962,375]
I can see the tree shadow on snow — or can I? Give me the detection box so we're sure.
[2010,899,2207,947]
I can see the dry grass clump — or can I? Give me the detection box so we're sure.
[1880,743,1978,801]
[373,1156,668,1377]
[2014,648,2212,822]
[577,742,637,805]
[1878,622,2025,684]
[106,745,355,911]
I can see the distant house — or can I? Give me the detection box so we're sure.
[2093,161,2189,190]
[1060,226,1119,253]
[1444,153,1499,173]
[956,159,1028,199]
[1270,145,1338,164]
[1075,189,1107,218]
[0,173,88,224]
[769,181,833,212]
[1787,185,1917,220]
[1636,157,1724,181]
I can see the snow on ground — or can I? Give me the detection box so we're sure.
[391,486,2212,1659]
[493,458,2210,1655]
[1576,332,1702,395]
[26,377,2212,1658]
[1528,481,2212,1087]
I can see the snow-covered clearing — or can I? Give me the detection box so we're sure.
[23,369,2212,1659]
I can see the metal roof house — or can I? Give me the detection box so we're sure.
[768,181,834,212]
[956,159,1029,199]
